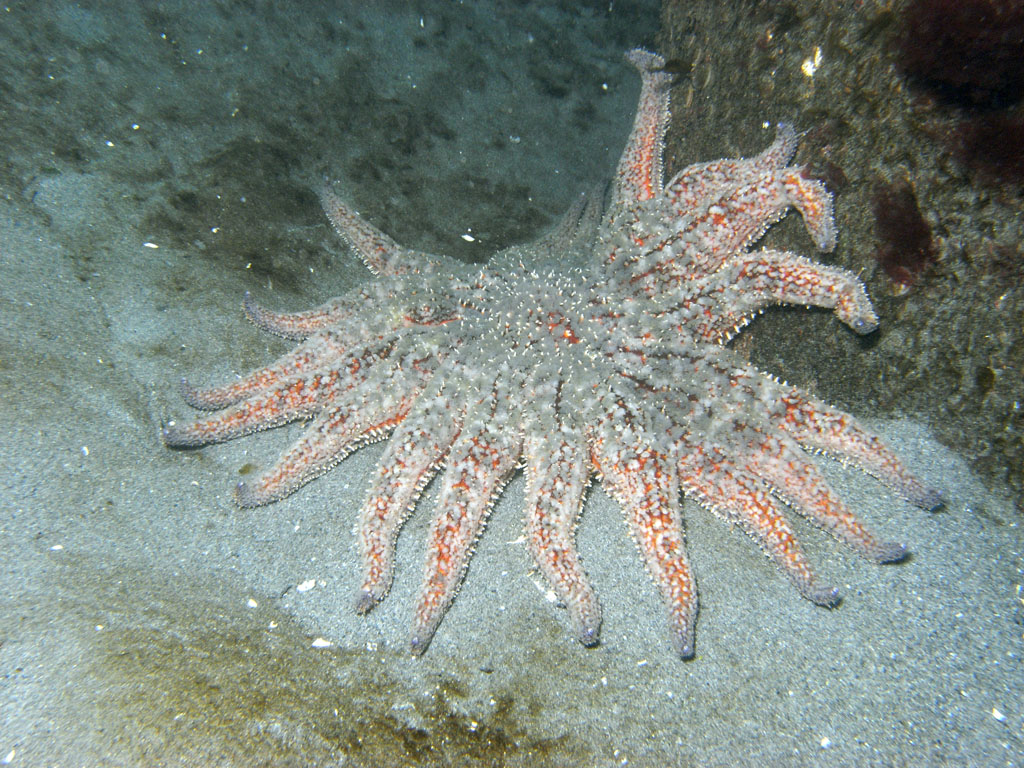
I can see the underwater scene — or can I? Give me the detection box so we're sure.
[0,1,1020,765]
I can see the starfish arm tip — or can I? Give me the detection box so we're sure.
[574,616,602,648]
[849,315,879,335]
[873,541,909,564]
[807,584,842,608]
[162,422,201,449]
[409,634,431,657]
[234,480,269,508]
[916,487,945,512]
[671,630,696,660]
[354,590,379,615]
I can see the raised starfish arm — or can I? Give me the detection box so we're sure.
[664,123,798,214]
[524,185,606,269]
[320,188,452,276]
[629,167,837,294]
[611,49,673,212]
[242,287,387,340]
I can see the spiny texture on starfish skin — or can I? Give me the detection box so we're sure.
[164,48,943,658]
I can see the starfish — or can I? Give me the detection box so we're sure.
[165,49,942,657]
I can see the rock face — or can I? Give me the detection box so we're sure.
[658,0,1024,508]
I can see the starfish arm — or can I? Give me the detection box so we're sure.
[163,334,405,447]
[678,445,841,606]
[526,185,606,269]
[658,357,940,516]
[410,380,523,655]
[179,329,361,411]
[533,189,590,251]
[751,123,800,171]
[568,183,608,253]
[633,168,837,293]
[163,372,335,448]
[611,49,672,211]
[685,248,879,343]
[320,188,451,277]
[595,437,697,658]
[243,287,391,341]
[664,123,798,213]
[781,171,837,252]
[235,376,417,507]
[776,392,944,510]
[354,383,463,613]
[523,420,601,647]
[741,430,908,563]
